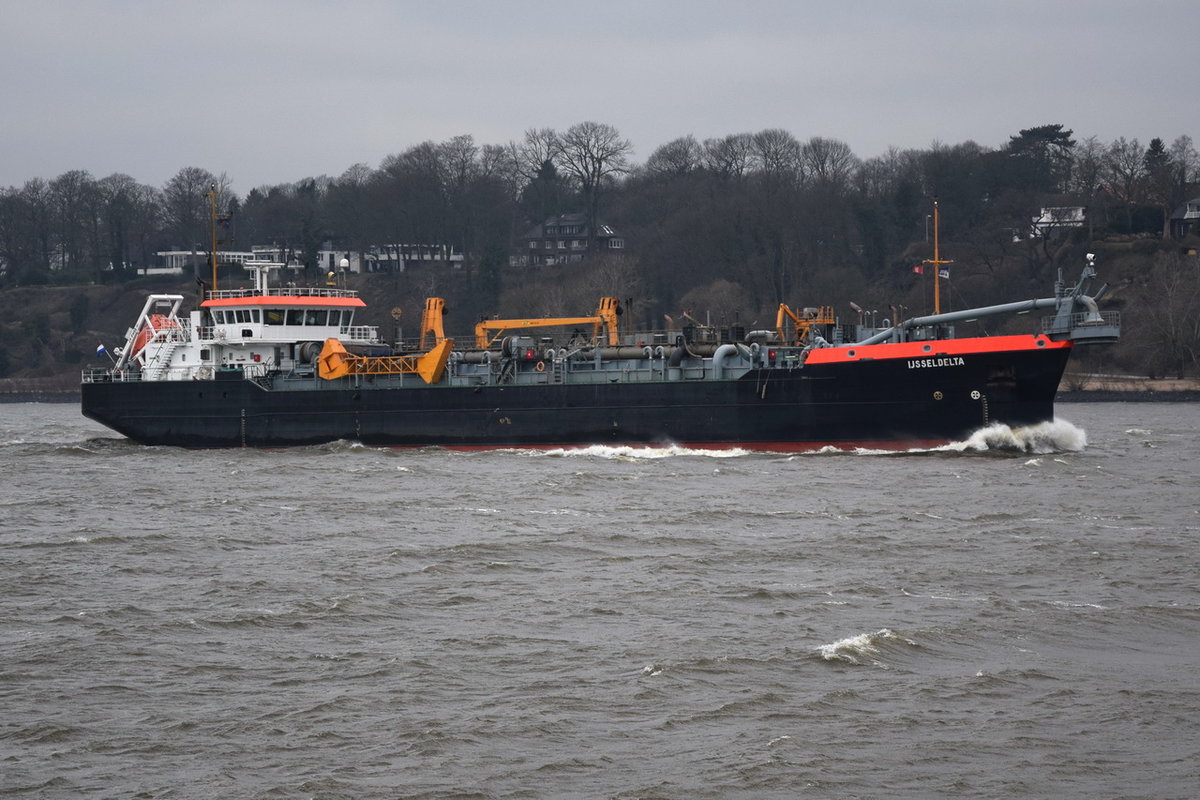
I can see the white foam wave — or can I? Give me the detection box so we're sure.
[818,628,910,665]
[778,417,1088,458]
[936,418,1087,455]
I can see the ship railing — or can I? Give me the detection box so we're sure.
[161,320,192,342]
[82,367,143,383]
[82,363,283,384]
[1041,310,1121,344]
[1041,310,1119,333]
[206,287,359,301]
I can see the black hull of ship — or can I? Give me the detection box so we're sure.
[81,345,1072,450]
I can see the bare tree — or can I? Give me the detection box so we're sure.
[326,163,375,257]
[1068,136,1106,195]
[163,166,219,254]
[702,133,753,179]
[516,128,562,181]
[678,278,755,326]
[49,170,98,275]
[1068,136,1108,237]
[800,136,859,188]
[0,178,54,282]
[1130,252,1200,378]
[557,121,633,251]
[644,135,702,177]
[1169,135,1200,185]
[853,146,922,199]
[96,173,141,277]
[440,134,480,192]
[1168,135,1200,231]
[479,143,522,199]
[1103,137,1144,231]
[750,128,802,181]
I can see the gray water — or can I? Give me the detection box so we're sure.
[1,402,1197,799]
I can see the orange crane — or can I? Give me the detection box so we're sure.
[776,303,835,346]
[474,297,621,349]
[317,338,453,384]
[419,297,447,349]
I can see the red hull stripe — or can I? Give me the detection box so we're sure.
[802,333,1069,364]
[390,440,949,454]
[201,295,366,308]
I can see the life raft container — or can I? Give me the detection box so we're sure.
[128,314,180,359]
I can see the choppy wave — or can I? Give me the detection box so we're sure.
[519,419,1088,460]
[8,420,1086,461]
[950,418,1087,454]
[4,402,1199,799]
[817,628,919,666]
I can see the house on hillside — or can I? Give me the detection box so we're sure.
[511,213,625,267]
[154,249,260,275]
[1031,206,1085,238]
[1170,197,1200,239]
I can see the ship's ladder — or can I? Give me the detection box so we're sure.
[144,340,180,380]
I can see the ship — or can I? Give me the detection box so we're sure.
[81,206,1119,450]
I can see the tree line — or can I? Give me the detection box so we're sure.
[1,121,1199,376]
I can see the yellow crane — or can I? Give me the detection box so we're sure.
[474,297,621,349]
[317,338,454,384]
[775,303,835,346]
[419,297,447,349]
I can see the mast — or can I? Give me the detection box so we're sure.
[208,183,219,291]
[923,197,952,315]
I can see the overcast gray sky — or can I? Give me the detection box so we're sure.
[1,0,1193,194]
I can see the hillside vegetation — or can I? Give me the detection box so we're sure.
[3,122,1199,394]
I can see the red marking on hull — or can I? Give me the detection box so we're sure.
[803,334,1070,364]
[392,439,950,454]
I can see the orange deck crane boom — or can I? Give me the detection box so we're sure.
[474,297,621,349]
[776,303,835,346]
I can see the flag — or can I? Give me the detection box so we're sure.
[939,268,950,279]
[911,264,924,275]
[96,343,107,355]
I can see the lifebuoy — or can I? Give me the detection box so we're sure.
[535,360,545,372]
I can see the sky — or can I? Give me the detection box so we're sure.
[1,0,1195,195]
